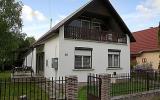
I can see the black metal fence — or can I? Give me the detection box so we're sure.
[0,77,67,100]
[87,74,102,100]
[110,71,160,97]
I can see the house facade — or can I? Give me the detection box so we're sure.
[131,27,160,69]
[23,0,135,82]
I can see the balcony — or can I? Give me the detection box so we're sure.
[64,26,127,43]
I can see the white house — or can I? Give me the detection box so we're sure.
[23,0,135,82]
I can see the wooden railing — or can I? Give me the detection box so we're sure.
[64,26,127,43]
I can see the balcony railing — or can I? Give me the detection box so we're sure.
[64,26,127,43]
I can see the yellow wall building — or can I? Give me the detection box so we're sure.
[136,51,160,69]
[131,27,160,69]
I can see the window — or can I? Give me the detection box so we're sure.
[108,49,120,68]
[74,47,92,69]
[142,58,147,63]
[81,20,90,29]
[108,34,113,41]
[69,20,81,27]
[92,22,101,30]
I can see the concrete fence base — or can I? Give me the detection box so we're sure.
[111,90,160,100]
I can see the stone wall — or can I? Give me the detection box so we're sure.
[111,90,160,100]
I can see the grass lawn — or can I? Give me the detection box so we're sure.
[78,86,87,100]
[111,81,147,96]
[0,71,49,100]
[0,71,11,79]
[78,80,149,99]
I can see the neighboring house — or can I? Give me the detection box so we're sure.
[23,0,135,82]
[131,27,160,69]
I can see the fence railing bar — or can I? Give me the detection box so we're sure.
[8,78,10,100]
[59,77,60,99]
[29,77,31,100]
[25,78,27,99]
[55,78,56,100]
[34,78,35,100]
[48,78,50,100]
[45,78,46,100]
[0,79,1,100]
[37,78,39,99]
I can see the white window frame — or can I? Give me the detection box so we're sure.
[91,22,101,30]
[74,49,92,69]
[108,34,113,41]
[108,50,120,68]
[81,20,91,29]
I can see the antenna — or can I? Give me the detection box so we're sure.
[48,0,53,29]
[50,18,52,29]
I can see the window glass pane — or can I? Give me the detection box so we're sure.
[75,55,82,68]
[114,55,119,67]
[108,54,112,67]
[108,34,112,41]
[83,56,91,68]
[69,20,81,27]
[82,20,90,29]
[92,22,101,30]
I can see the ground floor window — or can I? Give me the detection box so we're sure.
[108,49,120,68]
[74,47,92,69]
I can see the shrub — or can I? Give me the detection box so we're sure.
[133,62,153,72]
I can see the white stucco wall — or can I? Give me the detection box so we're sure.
[58,26,130,82]
[44,36,59,78]
[23,48,36,73]
[32,48,36,73]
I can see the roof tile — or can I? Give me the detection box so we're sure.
[131,27,159,54]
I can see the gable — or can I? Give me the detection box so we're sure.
[33,0,135,46]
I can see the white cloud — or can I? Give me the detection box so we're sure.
[121,0,160,28]
[135,0,160,20]
[136,5,151,14]
[22,5,46,21]
[22,23,50,39]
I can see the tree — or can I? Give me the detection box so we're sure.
[0,0,24,71]
[25,37,36,46]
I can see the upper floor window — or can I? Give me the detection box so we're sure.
[92,22,101,30]
[69,20,81,27]
[81,20,90,29]
[108,49,120,68]
[108,34,113,41]
[74,47,92,69]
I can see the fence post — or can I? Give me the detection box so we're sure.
[146,72,149,91]
[65,75,78,100]
[99,74,111,100]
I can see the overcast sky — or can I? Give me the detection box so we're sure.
[21,0,160,39]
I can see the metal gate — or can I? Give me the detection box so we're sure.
[87,74,102,100]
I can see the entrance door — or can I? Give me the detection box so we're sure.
[36,52,44,76]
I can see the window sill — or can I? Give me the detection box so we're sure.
[106,67,122,70]
[72,69,95,71]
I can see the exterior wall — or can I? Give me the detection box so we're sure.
[59,26,130,82]
[32,48,36,73]
[23,48,36,73]
[23,52,32,67]
[136,52,160,69]
[44,36,59,78]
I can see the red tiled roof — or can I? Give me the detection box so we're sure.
[131,27,160,54]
